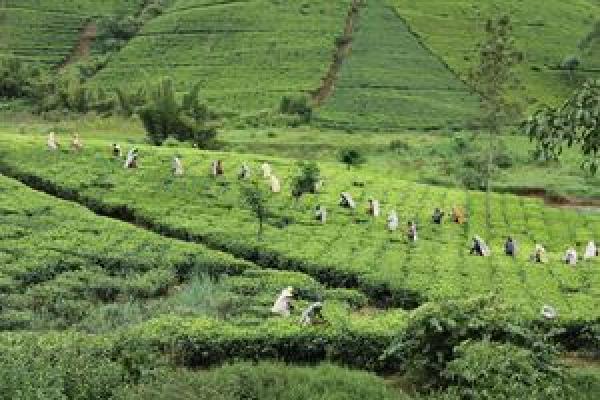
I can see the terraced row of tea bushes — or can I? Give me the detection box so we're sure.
[317,0,479,131]
[1,1,138,65]
[0,174,253,330]
[0,135,598,324]
[91,0,352,112]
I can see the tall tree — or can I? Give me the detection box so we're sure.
[469,15,523,195]
[524,79,600,175]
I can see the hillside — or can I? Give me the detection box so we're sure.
[392,0,600,107]
[0,1,137,65]
[91,0,352,112]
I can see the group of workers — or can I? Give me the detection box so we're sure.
[48,133,599,266]
[470,235,598,266]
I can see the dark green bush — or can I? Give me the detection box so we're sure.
[280,94,313,123]
[383,296,555,387]
[117,362,408,400]
[338,147,366,170]
[442,341,573,400]
[291,161,321,198]
[139,78,218,146]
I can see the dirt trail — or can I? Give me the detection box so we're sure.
[312,0,362,106]
[511,187,600,211]
[58,21,97,71]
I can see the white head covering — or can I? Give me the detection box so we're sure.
[341,192,356,209]
[271,287,294,316]
[387,211,399,231]
[262,162,272,178]
[316,205,327,224]
[47,132,58,150]
[565,248,577,265]
[299,302,323,326]
[541,305,557,320]
[584,241,597,260]
[173,156,184,176]
[270,175,281,193]
[124,148,137,168]
[370,199,380,217]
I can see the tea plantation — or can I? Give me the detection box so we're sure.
[317,0,480,130]
[90,0,352,111]
[2,0,600,397]
[1,134,598,327]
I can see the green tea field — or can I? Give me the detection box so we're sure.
[1,133,598,325]
[90,0,352,111]
[1,0,600,397]
[318,0,480,130]
[0,1,137,64]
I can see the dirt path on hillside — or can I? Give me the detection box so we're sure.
[511,187,600,211]
[58,21,97,71]
[312,0,362,106]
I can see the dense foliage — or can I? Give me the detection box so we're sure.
[138,78,217,146]
[525,79,600,175]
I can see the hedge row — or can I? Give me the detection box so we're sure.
[0,159,423,309]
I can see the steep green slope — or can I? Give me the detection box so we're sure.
[392,0,600,107]
[318,0,480,131]
[0,0,137,64]
[91,0,351,112]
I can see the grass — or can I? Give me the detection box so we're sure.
[318,0,480,131]
[91,0,352,112]
[0,132,598,325]
[391,0,600,109]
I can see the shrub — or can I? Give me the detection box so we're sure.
[139,78,218,146]
[383,296,555,387]
[0,341,127,399]
[442,341,573,400]
[116,362,408,400]
[291,161,321,198]
[280,94,313,123]
[338,147,366,170]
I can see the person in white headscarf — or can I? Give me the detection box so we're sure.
[261,162,272,178]
[367,199,380,217]
[407,221,418,242]
[124,148,138,169]
[470,235,489,256]
[173,156,184,176]
[584,241,597,260]
[299,302,325,326]
[47,132,59,151]
[339,192,356,209]
[564,247,577,266]
[541,305,557,320]
[112,143,122,158]
[315,205,327,224]
[71,133,83,151]
[531,244,548,263]
[271,287,294,317]
[314,179,324,193]
[270,175,281,193]
[387,210,399,232]
[238,163,250,180]
[211,160,224,177]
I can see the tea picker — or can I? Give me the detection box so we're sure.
[271,287,294,317]
[387,210,399,232]
[299,302,326,326]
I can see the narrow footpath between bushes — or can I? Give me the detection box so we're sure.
[58,22,97,71]
[0,167,420,310]
[312,0,362,106]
